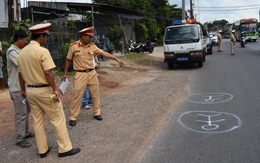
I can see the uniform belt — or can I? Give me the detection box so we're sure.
[75,69,94,72]
[27,84,50,88]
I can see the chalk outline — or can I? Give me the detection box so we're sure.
[186,93,233,104]
[178,111,241,133]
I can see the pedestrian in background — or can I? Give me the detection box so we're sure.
[217,30,222,52]
[230,30,236,55]
[18,23,80,158]
[6,29,35,148]
[82,55,100,110]
[0,41,4,93]
[62,26,124,126]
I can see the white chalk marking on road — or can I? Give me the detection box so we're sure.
[186,93,233,104]
[178,111,241,133]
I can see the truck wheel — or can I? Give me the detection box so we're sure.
[167,62,174,69]
[207,44,213,54]
[203,51,206,62]
[198,61,203,67]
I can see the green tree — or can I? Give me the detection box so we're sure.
[134,22,148,42]
[93,0,182,43]
[106,25,124,51]
[213,19,229,29]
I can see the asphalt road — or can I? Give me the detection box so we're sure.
[138,39,260,163]
[2,40,260,163]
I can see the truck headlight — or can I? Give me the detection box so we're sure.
[164,53,175,57]
[190,52,201,55]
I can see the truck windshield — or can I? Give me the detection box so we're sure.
[164,26,200,44]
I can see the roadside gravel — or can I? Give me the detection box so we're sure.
[0,47,189,163]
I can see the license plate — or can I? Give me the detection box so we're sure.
[177,57,188,61]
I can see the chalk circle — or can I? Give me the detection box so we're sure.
[178,111,241,133]
[186,93,233,104]
[201,124,219,131]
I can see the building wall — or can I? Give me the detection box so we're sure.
[0,0,8,28]
[26,1,136,41]
[0,0,21,28]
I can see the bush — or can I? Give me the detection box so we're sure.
[135,22,148,42]
[60,40,75,71]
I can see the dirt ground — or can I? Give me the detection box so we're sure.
[0,55,152,134]
[0,51,188,163]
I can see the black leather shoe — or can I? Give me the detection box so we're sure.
[94,115,103,121]
[39,147,51,158]
[58,148,81,158]
[16,140,31,148]
[69,120,77,126]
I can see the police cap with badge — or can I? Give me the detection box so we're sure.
[29,23,51,35]
[79,26,94,37]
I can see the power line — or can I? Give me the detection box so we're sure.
[194,4,260,8]
[193,3,260,11]
[195,7,260,11]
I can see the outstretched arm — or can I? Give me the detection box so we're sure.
[100,51,124,67]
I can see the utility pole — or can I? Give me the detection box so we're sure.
[190,0,194,19]
[182,0,185,20]
[8,0,14,30]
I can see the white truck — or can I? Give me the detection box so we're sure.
[164,19,207,69]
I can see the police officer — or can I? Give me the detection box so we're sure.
[62,26,124,126]
[230,30,236,55]
[217,30,222,52]
[18,23,80,158]
[6,29,34,148]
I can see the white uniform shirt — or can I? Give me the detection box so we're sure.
[93,57,96,67]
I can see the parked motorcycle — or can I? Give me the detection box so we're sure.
[129,40,144,53]
[240,32,246,48]
[142,41,155,53]
[95,37,115,61]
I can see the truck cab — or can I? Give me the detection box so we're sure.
[164,19,207,69]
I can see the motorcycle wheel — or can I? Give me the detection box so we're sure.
[149,47,154,53]
[137,47,144,53]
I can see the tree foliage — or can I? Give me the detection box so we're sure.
[106,25,124,51]
[93,0,182,43]
[204,19,229,32]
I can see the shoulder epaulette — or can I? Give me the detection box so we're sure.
[70,41,78,46]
